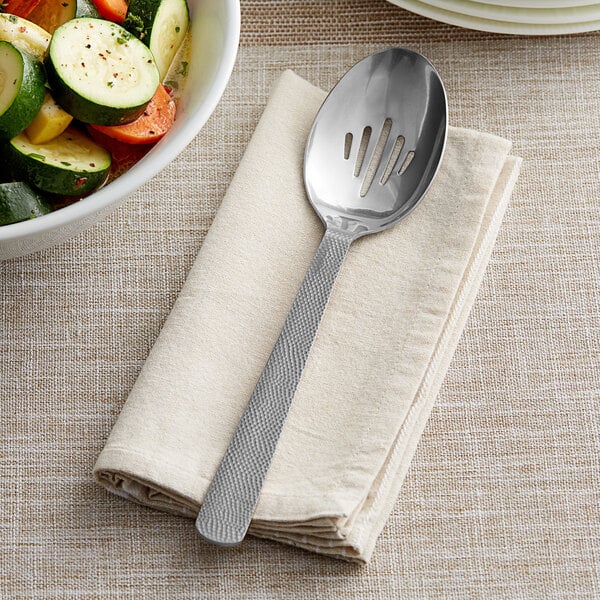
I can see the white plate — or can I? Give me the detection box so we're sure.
[474,0,599,8]
[422,0,600,23]
[388,0,600,33]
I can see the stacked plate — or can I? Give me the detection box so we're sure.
[387,0,600,34]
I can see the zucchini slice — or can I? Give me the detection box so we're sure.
[0,14,51,60]
[45,17,160,125]
[0,40,46,140]
[5,126,111,195]
[0,181,52,225]
[124,0,189,80]
[75,0,100,18]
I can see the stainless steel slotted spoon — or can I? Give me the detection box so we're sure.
[196,48,448,546]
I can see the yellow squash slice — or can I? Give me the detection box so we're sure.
[25,91,74,144]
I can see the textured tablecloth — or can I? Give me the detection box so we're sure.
[1,1,599,597]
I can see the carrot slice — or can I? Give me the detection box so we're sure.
[26,0,76,34]
[91,0,127,23]
[90,85,176,145]
[87,126,153,180]
[4,0,43,18]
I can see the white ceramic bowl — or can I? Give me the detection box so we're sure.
[0,0,240,259]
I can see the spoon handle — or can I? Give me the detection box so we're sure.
[195,226,354,546]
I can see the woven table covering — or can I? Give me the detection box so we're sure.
[1,0,599,597]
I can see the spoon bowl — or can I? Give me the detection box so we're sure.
[196,48,448,547]
[305,48,447,236]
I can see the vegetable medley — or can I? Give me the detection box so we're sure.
[0,0,189,225]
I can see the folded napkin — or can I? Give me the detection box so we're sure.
[94,70,521,563]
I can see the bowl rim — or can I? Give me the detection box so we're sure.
[0,0,241,243]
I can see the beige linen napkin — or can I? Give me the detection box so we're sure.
[94,70,521,563]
